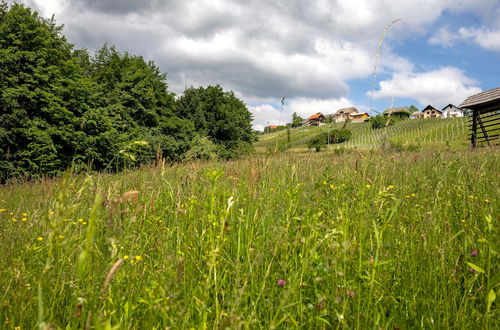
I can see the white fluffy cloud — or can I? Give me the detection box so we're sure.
[368,67,482,107]
[429,26,500,52]
[9,0,499,129]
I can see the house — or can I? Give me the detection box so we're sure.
[268,125,279,130]
[383,107,411,118]
[442,104,464,118]
[334,107,358,122]
[306,113,325,126]
[421,105,442,118]
[350,112,370,123]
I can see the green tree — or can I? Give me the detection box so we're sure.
[291,112,304,127]
[176,85,256,159]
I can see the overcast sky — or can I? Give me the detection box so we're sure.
[10,0,500,130]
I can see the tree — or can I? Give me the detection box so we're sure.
[408,105,419,113]
[176,85,256,159]
[291,112,304,127]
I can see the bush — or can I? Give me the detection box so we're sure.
[327,129,352,144]
[370,115,393,129]
[307,135,326,152]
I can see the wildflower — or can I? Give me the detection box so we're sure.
[22,218,27,222]
[0,209,6,212]
[82,222,87,225]
[12,217,17,222]
[484,199,490,203]
[468,195,474,199]
[470,250,478,256]
[58,235,65,239]
[277,279,286,286]
[388,185,394,189]
[347,289,355,297]
[36,237,44,241]
[78,218,83,222]
[22,212,28,216]
[135,256,143,262]
[123,255,129,260]
[329,184,334,189]
[365,184,371,189]
[468,268,477,274]
[323,181,327,185]
[338,314,344,322]
[48,211,55,215]
[411,193,416,197]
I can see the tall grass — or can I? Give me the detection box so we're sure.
[0,148,498,328]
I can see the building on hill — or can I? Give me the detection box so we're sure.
[422,105,442,118]
[307,113,325,126]
[350,112,370,123]
[442,104,464,118]
[383,107,411,118]
[334,107,358,122]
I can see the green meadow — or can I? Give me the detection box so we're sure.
[1,147,498,329]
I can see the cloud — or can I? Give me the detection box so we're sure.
[429,26,500,52]
[7,0,499,128]
[249,97,354,131]
[368,67,482,107]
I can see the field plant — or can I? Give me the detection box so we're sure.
[0,148,498,329]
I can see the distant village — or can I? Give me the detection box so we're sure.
[265,104,465,132]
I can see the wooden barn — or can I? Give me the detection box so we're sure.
[460,87,500,147]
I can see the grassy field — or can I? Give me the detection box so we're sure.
[255,117,470,152]
[0,148,499,329]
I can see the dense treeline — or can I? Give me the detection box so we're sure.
[0,3,256,181]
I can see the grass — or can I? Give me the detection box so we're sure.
[255,117,470,152]
[0,148,499,329]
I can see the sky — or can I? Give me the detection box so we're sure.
[9,0,500,131]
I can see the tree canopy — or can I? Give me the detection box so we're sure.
[0,3,255,181]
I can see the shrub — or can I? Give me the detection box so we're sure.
[307,135,326,152]
[370,115,393,129]
[327,129,352,144]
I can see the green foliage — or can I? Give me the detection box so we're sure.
[0,3,255,181]
[307,135,326,152]
[175,85,256,158]
[408,104,419,113]
[326,128,352,144]
[370,115,393,129]
[291,112,304,127]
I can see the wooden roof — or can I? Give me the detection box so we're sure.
[384,107,410,114]
[460,87,500,110]
[335,107,358,115]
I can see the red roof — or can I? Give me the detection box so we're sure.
[269,125,279,129]
[308,113,323,120]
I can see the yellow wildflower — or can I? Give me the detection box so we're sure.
[468,195,474,199]
[82,222,87,225]
[411,193,416,197]
[0,209,6,212]
[22,218,27,222]
[36,237,44,241]
[135,256,143,262]
[22,212,28,216]
[58,235,65,239]
[365,184,371,189]
[48,211,55,215]
[323,181,327,185]
[123,255,129,260]
[388,185,395,189]
[78,218,83,222]
[484,199,490,203]
[12,217,17,222]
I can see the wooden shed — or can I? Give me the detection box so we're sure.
[460,87,500,147]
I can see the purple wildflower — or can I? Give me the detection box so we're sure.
[277,279,286,286]
[470,250,478,256]
[347,290,355,297]
[468,268,477,273]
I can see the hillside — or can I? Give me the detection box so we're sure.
[255,117,470,152]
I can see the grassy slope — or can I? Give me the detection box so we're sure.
[0,148,499,329]
[255,117,470,152]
